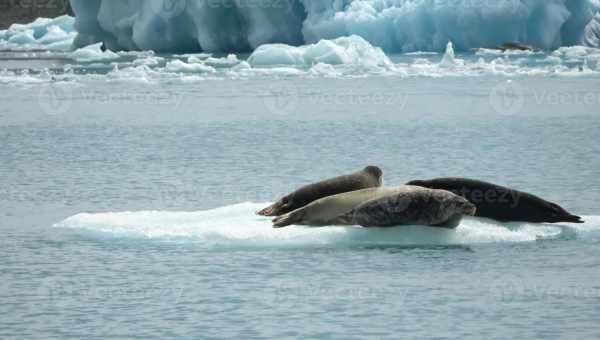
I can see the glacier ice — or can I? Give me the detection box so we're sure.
[67,0,600,53]
[0,15,76,51]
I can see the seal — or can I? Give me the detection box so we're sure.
[406,177,583,224]
[497,42,539,52]
[332,188,476,228]
[272,186,410,228]
[258,166,383,217]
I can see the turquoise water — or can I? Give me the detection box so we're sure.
[2,51,600,338]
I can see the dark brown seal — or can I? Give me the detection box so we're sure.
[497,42,539,52]
[257,166,383,217]
[406,177,583,224]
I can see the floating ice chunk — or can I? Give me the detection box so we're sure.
[248,44,305,66]
[309,62,340,77]
[248,35,392,69]
[165,59,216,73]
[45,39,75,52]
[205,54,240,66]
[231,61,251,71]
[553,45,599,59]
[440,41,456,67]
[8,30,37,45]
[70,42,119,62]
[187,55,206,64]
[7,15,74,39]
[54,203,600,248]
[2,16,75,51]
[133,56,165,67]
[37,25,74,45]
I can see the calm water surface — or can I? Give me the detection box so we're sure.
[1,59,600,339]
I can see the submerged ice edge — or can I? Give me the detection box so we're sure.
[53,203,600,248]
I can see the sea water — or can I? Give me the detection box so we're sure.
[1,47,600,339]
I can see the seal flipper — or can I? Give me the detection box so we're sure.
[432,213,463,229]
[558,214,584,224]
[547,202,584,223]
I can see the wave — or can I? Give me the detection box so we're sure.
[53,202,600,249]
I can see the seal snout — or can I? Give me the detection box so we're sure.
[461,201,477,216]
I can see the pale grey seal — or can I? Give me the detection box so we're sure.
[272,186,412,228]
[332,187,476,228]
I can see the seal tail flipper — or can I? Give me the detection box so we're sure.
[548,202,584,223]
[272,210,305,228]
[560,214,584,224]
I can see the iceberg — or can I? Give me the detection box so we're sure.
[0,15,76,51]
[69,42,119,62]
[247,35,392,69]
[67,0,600,53]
